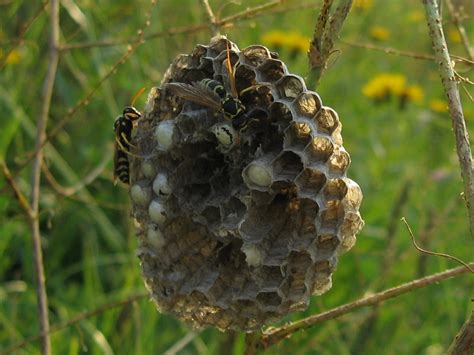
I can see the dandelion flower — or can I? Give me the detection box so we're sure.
[261,30,309,55]
[0,48,22,66]
[401,85,424,103]
[353,0,373,10]
[448,29,461,44]
[362,73,406,100]
[429,99,447,113]
[369,26,391,42]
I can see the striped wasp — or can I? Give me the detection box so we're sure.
[113,88,144,185]
[164,43,256,148]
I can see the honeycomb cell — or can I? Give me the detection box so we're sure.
[129,36,363,332]
[328,147,351,174]
[324,178,348,200]
[312,276,332,295]
[243,159,274,190]
[315,106,340,135]
[257,59,287,83]
[273,151,304,181]
[295,92,322,118]
[256,292,282,309]
[276,75,305,99]
[269,101,293,129]
[284,122,312,152]
[306,136,334,163]
[341,179,363,209]
[241,45,272,67]
[315,233,340,251]
[202,206,221,227]
[235,64,257,94]
[295,168,327,195]
[320,200,344,230]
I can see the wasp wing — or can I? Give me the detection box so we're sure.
[164,82,222,112]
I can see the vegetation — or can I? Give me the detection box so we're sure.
[1,0,473,353]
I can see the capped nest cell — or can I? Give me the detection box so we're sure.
[129,36,364,331]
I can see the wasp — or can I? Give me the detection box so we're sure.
[164,43,252,135]
[114,88,144,185]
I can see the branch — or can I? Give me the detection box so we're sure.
[444,0,474,61]
[1,160,33,218]
[200,0,220,36]
[422,0,474,237]
[253,263,473,350]
[402,217,474,273]
[308,0,353,88]
[29,0,60,352]
[447,310,474,354]
[340,39,474,65]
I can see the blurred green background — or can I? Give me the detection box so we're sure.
[1,0,473,353]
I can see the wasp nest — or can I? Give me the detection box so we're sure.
[129,36,364,331]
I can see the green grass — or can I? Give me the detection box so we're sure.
[1,0,473,353]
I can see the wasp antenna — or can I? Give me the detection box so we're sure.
[225,42,238,98]
[131,87,146,106]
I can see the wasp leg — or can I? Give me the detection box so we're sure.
[239,84,265,96]
[115,137,144,159]
[120,132,139,149]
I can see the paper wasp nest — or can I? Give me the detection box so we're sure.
[129,36,364,331]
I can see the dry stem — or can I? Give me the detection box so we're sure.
[200,0,220,36]
[28,0,60,353]
[422,0,474,237]
[444,0,474,61]
[308,0,353,88]
[447,310,474,354]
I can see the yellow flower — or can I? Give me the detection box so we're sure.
[407,10,424,23]
[362,73,406,100]
[353,0,373,10]
[369,26,391,41]
[448,29,461,43]
[401,85,424,103]
[261,30,288,48]
[0,48,22,66]
[261,31,309,54]
[429,99,447,113]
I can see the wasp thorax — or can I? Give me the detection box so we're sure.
[129,36,364,331]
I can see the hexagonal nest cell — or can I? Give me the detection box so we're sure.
[128,36,364,332]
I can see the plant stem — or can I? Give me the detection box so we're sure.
[422,0,474,237]
[29,0,60,353]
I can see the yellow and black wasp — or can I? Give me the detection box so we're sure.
[113,88,144,185]
[164,43,252,141]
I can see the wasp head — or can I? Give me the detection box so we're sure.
[123,106,142,121]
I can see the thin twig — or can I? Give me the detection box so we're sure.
[41,147,112,197]
[308,0,353,88]
[256,263,473,349]
[402,217,474,273]
[3,292,148,353]
[422,0,474,237]
[340,39,474,65]
[447,310,474,354]
[29,0,60,353]
[444,0,474,61]
[60,0,284,51]
[200,0,220,36]
[1,160,33,218]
